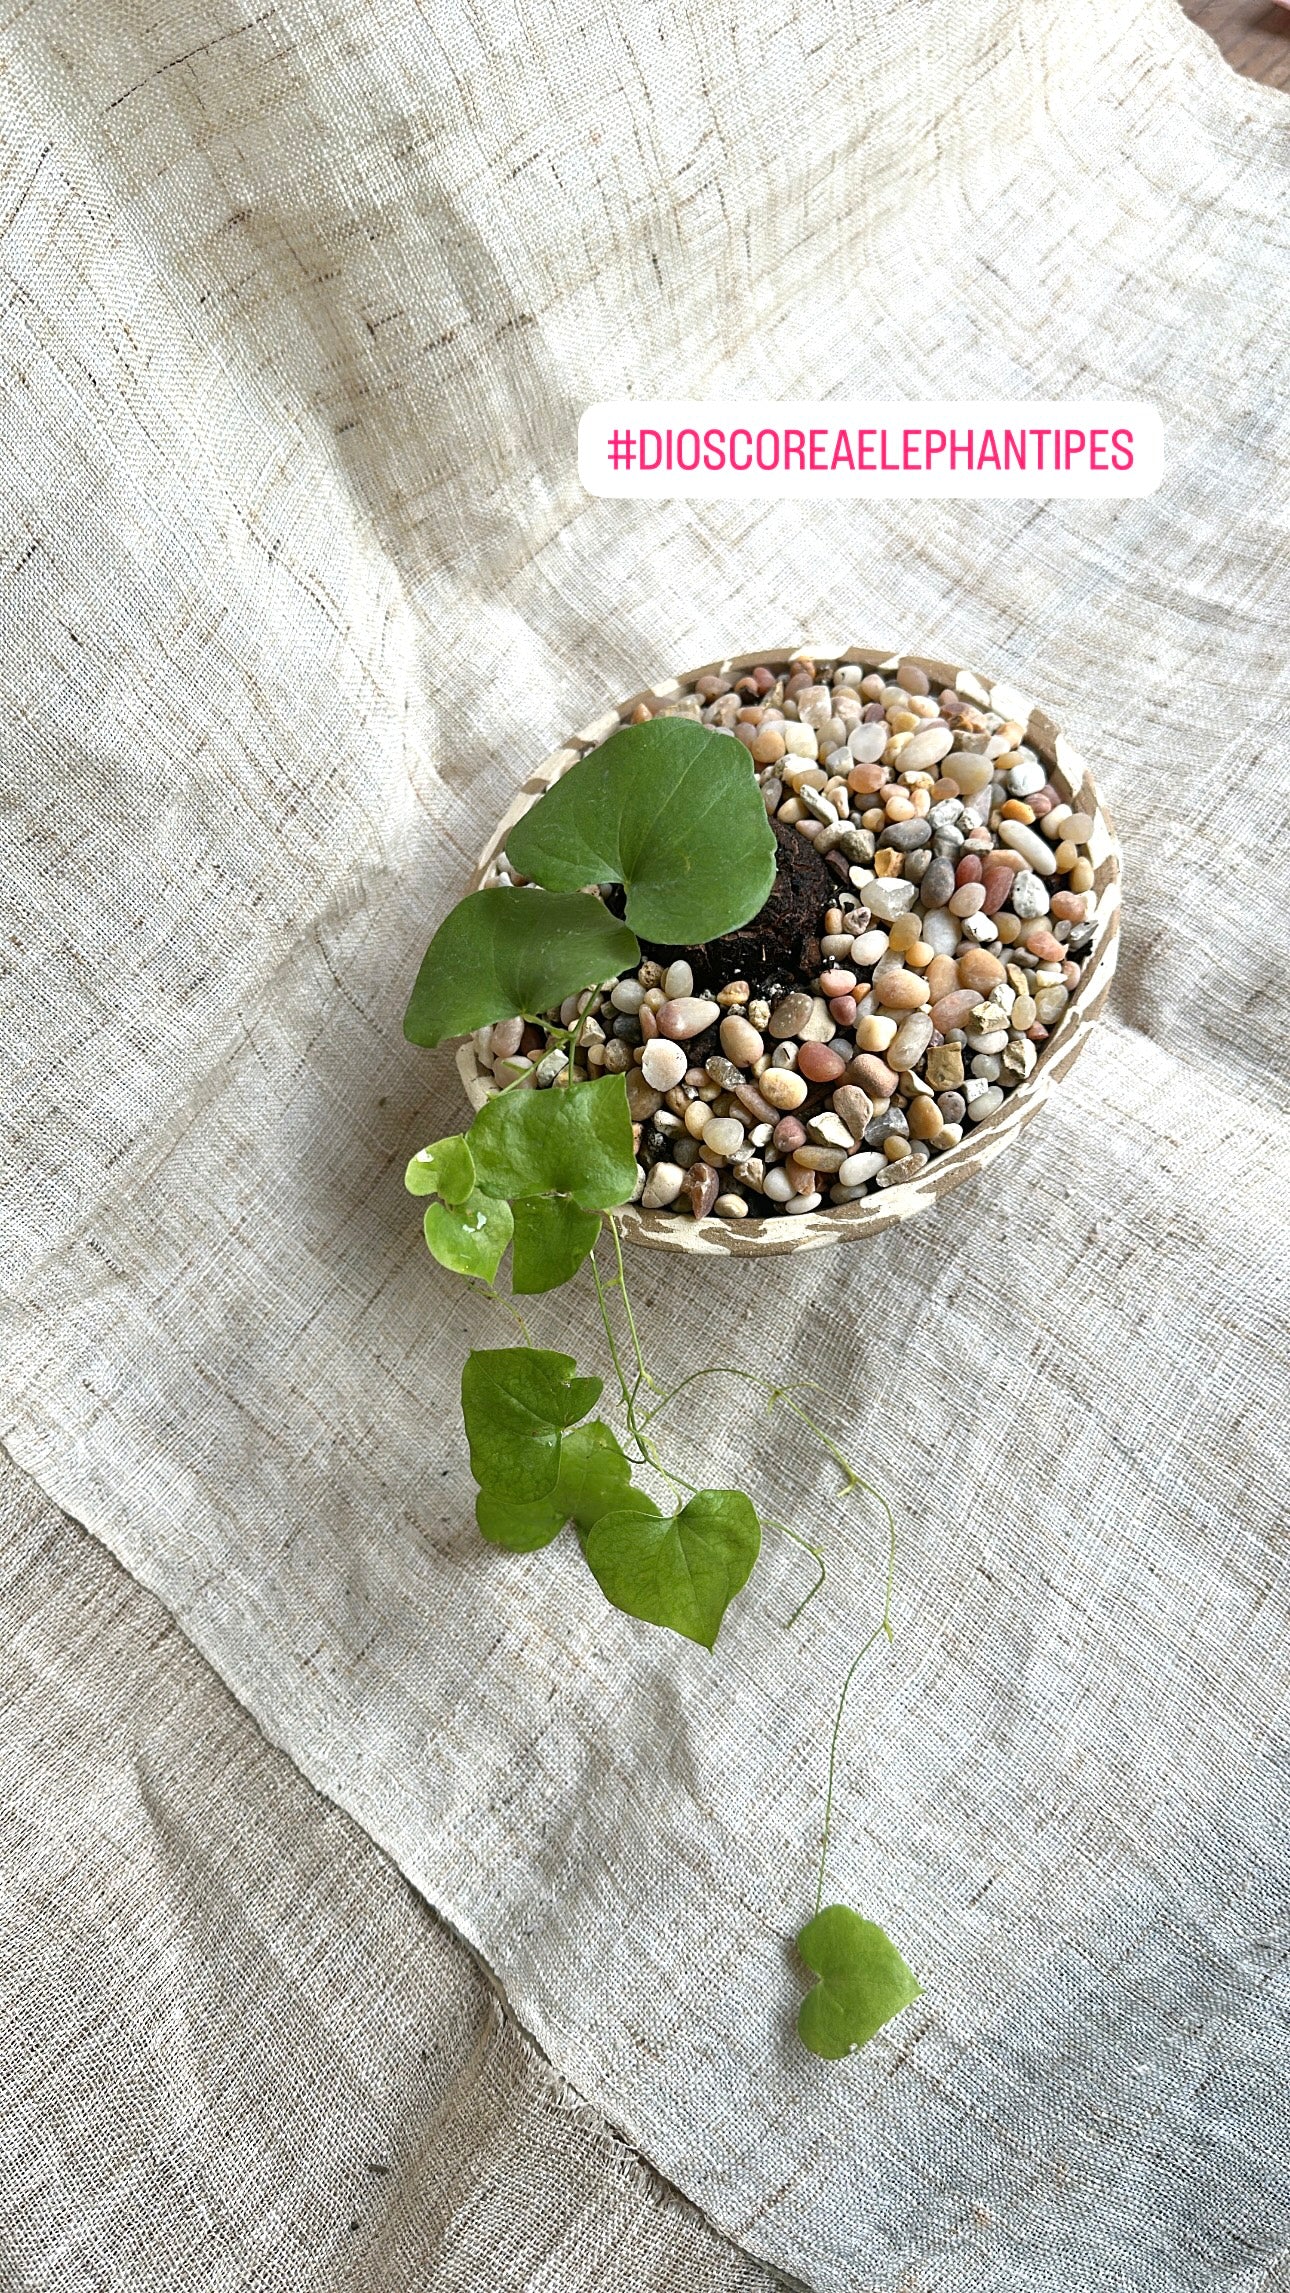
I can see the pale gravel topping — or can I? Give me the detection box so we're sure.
[477,657,1103,1222]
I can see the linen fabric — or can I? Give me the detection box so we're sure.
[0,1455,783,2293]
[2,0,1289,2286]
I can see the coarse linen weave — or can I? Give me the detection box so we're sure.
[2,0,1289,2287]
[0,1454,781,2293]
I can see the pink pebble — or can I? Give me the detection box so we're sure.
[773,1116,807,1152]
[818,967,858,996]
[955,855,983,886]
[639,1003,659,1039]
[981,868,1013,916]
[657,995,720,1040]
[828,994,858,1025]
[948,884,985,917]
[797,1042,847,1083]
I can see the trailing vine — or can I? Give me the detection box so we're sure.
[403,715,921,2056]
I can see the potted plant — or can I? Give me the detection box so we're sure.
[399,645,1119,2056]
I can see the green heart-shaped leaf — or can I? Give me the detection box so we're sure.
[461,1347,603,1502]
[796,1905,923,2060]
[469,1074,636,1212]
[506,719,777,945]
[583,1488,760,1648]
[403,887,639,1049]
[405,1134,476,1203]
[475,1421,634,1550]
[557,1422,638,1539]
[422,1191,513,1282]
[511,1195,602,1294]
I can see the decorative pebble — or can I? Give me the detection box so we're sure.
[798,997,837,1044]
[625,1070,662,1121]
[848,1053,900,1100]
[663,959,695,999]
[832,1085,874,1140]
[768,990,814,1038]
[874,969,930,1012]
[657,995,721,1039]
[887,1011,934,1071]
[759,1068,809,1111]
[797,1041,847,1083]
[640,1038,688,1091]
[999,820,1057,874]
[719,1014,763,1066]
[641,1161,686,1209]
[686,1162,721,1219]
[838,1149,886,1187]
[863,877,920,922]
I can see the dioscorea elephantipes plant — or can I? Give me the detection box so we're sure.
[403,716,922,2057]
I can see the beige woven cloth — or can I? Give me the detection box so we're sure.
[0,1455,780,2293]
[2,0,1289,2286]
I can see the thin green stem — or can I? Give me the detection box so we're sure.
[566,998,592,1078]
[589,1246,634,1417]
[608,1214,660,1396]
[812,1458,897,1918]
[761,1517,828,1626]
[588,1234,697,1506]
[478,1281,533,1345]
[641,1362,889,1626]
[814,1616,891,1920]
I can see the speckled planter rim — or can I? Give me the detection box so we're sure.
[456,645,1121,1257]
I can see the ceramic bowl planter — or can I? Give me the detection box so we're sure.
[456,646,1121,1257]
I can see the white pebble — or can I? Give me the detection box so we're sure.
[713,1194,749,1218]
[640,1038,688,1091]
[849,930,890,967]
[798,997,836,1044]
[762,1165,796,1202]
[921,909,960,957]
[848,722,888,765]
[641,1161,686,1209]
[898,724,954,771]
[702,1118,745,1158]
[1006,757,1046,796]
[999,820,1057,875]
[611,979,645,1013]
[807,1113,854,1150]
[781,722,818,759]
[782,1191,822,1214]
[663,959,694,999]
[838,1150,885,1187]
[863,879,919,922]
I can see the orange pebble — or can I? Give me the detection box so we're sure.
[848,761,888,796]
[956,949,1005,992]
[874,969,931,1012]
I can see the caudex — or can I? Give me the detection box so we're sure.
[403,713,922,2058]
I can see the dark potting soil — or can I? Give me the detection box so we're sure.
[602,820,839,1003]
